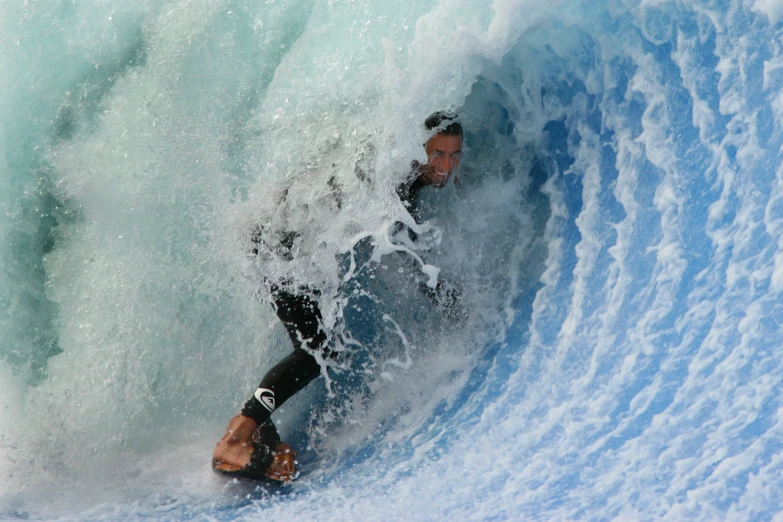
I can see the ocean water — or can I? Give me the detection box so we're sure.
[2,0,783,519]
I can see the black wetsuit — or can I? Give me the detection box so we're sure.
[241,171,437,426]
[240,283,329,424]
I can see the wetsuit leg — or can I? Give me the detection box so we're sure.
[241,286,328,425]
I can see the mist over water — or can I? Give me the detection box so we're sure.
[2,0,783,519]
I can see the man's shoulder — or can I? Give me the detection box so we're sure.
[397,162,425,206]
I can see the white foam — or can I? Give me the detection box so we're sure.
[5,0,783,519]
[0,361,23,498]
[754,0,783,24]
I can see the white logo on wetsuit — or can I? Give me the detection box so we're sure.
[254,388,276,412]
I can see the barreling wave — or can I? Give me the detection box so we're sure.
[2,0,783,520]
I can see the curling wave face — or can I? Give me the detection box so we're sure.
[2,0,783,519]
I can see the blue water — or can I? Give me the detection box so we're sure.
[2,0,783,520]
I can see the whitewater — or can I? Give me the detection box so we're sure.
[2,0,783,519]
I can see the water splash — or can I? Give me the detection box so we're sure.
[2,0,783,520]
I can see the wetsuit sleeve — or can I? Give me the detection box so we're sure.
[394,164,427,246]
[396,168,467,323]
[396,163,426,224]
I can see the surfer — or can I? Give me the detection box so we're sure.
[212,112,464,483]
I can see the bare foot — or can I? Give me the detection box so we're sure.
[213,415,298,482]
[265,443,297,482]
[213,415,257,472]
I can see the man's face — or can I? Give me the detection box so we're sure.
[422,132,463,188]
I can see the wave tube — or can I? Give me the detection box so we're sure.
[2,0,783,520]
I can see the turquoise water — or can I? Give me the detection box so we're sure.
[2,0,783,519]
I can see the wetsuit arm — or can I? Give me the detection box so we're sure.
[397,166,466,323]
[396,165,426,224]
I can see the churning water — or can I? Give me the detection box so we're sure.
[2,0,783,519]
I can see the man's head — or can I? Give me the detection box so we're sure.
[421,112,463,188]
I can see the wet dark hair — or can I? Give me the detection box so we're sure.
[424,111,463,137]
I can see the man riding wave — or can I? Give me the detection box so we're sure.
[212,112,465,483]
